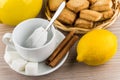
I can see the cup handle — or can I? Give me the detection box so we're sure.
[2,33,15,49]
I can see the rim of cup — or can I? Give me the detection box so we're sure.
[12,18,56,50]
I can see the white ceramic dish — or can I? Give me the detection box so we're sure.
[4,30,69,76]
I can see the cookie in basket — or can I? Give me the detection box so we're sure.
[75,18,93,29]
[48,0,64,11]
[66,0,89,13]
[80,10,103,21]
[91,0,113,11]
[57,8,76,25]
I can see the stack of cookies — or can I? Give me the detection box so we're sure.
[46,0,120,34]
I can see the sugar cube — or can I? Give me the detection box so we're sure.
[4,51,22,64]
[11,59,27,71]
[25,62,38,75]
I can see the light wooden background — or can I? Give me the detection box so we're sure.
[0,0,120,80]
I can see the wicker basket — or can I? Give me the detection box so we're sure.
[45,0,120,34]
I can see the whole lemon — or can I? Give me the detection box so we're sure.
[77,29,117,66]
[0,0,42,26]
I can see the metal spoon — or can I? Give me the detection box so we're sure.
[24,1,66,48]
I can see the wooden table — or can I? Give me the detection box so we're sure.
[0,1,120,80]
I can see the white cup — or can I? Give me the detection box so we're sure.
[2,18,56,62]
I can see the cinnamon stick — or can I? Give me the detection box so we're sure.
[48,35,79,67]
[47,31,75,62]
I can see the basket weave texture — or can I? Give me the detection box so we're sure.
[45,0,120,34]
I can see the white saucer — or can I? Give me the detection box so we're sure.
[4,30,69,76]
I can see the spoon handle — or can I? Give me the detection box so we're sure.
[45,1,66,30]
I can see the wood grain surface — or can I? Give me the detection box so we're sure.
[0,0,120,80]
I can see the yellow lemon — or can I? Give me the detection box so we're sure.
[0,0,42,26]
[77,29,118,66]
